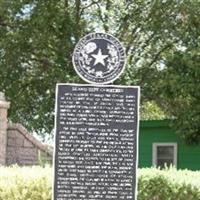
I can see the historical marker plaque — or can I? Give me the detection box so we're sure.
[53,83,140,200]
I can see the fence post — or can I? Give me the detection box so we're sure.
[0,92,10,165]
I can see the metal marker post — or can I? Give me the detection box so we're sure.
[53,32,140,200]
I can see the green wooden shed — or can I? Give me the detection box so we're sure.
[139,120,200,170]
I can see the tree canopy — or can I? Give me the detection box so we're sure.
[0,0,199,143]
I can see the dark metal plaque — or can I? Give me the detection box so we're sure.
[53,84,140,200]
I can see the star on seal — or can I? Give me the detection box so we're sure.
[91,49,108,66]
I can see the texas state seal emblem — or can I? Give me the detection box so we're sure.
[72,32,126,84]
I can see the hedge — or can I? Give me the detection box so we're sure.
[0,166,52,200]
[138,168,200,200]
[0,166,200,200]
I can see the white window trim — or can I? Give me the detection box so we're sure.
[152,143,178,167]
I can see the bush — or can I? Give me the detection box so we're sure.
[138,168,200,200]
[0,166,52,200]
[0,166,200,200]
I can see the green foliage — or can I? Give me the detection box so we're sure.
[0,166,52,200]
[0,0,85,138]
[153,50,200,144]
[138,168,200,200]
[0,166,200,200]
[140,101,167,121]
[0,0,199,142]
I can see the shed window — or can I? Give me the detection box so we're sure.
[153,143,177,168]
